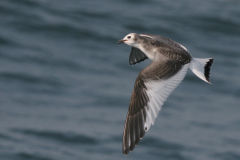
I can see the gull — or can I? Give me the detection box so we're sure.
[117,33,214,155]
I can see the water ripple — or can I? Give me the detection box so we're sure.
[10,129,99,145]
[0,72,62,87]
[14,152,54,160]
[213,151,240,160]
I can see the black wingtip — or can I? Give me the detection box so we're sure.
[123,148,129,155]
[204,58,214,83]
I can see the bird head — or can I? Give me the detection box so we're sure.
[118,33,139,47]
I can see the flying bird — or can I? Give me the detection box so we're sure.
[117,33,214,155]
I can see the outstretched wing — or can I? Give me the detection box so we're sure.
[129,47,148,65]
[122,56,190,155]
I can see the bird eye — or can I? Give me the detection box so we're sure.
[127,36,131,39]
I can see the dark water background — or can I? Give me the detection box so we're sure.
[0,0,240,160]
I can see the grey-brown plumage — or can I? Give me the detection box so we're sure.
[129,47,148,65]
[118,33,214,155]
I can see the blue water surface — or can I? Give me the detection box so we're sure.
[0,0,240,160]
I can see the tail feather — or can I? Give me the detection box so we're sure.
[204,59,214,82]
[189,58,214,83]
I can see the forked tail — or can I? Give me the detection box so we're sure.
[189,58,214,84]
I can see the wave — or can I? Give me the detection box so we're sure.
[11,128,99,145]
